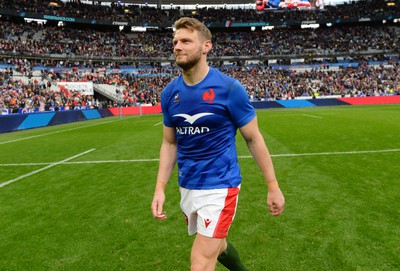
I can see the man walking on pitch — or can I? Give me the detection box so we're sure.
[151,17,285,271]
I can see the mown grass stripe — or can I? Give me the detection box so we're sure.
[0,149,96,188]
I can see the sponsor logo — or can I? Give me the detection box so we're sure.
[43,15,76,22]
[112,21,129,26]
[204,218,212,228]
[174,93,180,103]
[173,113,214,125]
[173,113,214,135]
[176,126,210,135]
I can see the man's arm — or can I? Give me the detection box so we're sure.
[239,116,285,216]
[151,125,177,220]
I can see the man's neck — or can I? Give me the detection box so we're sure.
[182,63,210,86]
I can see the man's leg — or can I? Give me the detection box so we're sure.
[189,186,246,270]
[190,233,226,271]
[190,234,247,271]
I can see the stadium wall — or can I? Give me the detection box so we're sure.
[0,109,113,133]
[1,96,399,133]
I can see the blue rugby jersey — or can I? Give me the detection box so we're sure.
[161,67,256,189]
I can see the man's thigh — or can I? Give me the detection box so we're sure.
[191,233,226,271]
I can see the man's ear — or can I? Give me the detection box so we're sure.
[203,40,212,54]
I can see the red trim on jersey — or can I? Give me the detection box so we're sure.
[213,187,239,238]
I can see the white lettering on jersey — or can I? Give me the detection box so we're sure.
[176,126,210,135]
[173,113,214,135]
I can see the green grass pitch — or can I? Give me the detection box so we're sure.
[1,104,399,270]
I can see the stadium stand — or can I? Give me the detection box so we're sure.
[0,0,399,113]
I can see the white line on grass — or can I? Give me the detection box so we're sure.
[1,148,399,167]
[153,121,163,126]
[0,158,160,166]
[0,148,96,188]
[302,114,322,119]
[240,148,400,158]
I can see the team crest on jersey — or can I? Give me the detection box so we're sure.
[203,88,215,104]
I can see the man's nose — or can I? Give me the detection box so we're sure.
[174,41,183,51]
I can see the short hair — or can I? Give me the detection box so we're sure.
[173,17,212,42]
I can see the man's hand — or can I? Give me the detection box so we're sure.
[151,189,167,220]
[267,187,285,216]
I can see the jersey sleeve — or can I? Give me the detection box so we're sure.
[161,85,173,127]
[227,80,256,128]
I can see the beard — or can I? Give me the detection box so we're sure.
[175,48,203,70]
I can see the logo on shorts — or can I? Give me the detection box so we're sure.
[204,218,212,228]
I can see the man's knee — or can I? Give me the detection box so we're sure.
[191,234,224,271]
[190,254,217,271]
[191,246,218,271]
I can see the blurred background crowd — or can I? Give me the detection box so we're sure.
[0,0,399,113]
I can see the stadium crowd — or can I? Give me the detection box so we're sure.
[0,19,398,59]
[0,0,399,113]
[1,0,399,26]
[1,58,399,112]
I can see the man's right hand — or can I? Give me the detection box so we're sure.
[151,189,167,220]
